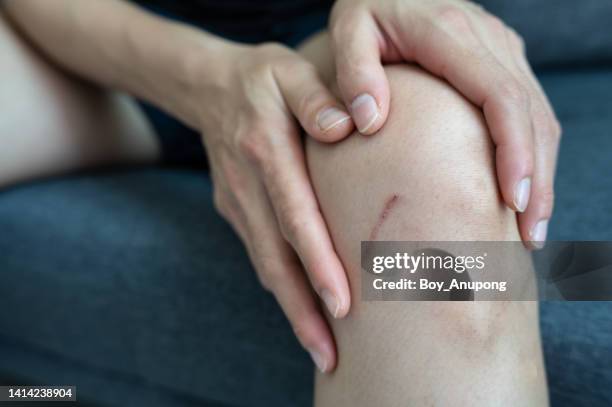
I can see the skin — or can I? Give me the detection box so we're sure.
[300,33,547,405]
[327,0,562,249]
[0,11,158,186]
[1,0,558,379]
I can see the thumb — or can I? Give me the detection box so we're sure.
[275,60,355,143]
[331,10,390,135]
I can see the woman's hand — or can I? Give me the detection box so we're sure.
[6,0,353,372]
[196,42,355,372]
[327,0,561,248]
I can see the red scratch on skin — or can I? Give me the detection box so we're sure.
[369,194,400,240]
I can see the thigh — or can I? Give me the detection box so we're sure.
[0,11,159,188]
[299,34,547,406]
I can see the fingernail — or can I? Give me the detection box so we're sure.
[351,93,379,134]
[308,349,328,373]
[317,107,351,132]
[530,219,548,249]
[320,289,340,318]
[514,177,531,212]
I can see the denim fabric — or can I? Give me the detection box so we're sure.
[0,73,611,406]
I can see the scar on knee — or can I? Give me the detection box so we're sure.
[369,194,400,240]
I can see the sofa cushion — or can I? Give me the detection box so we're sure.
[479,0,612,68]
[0,169,312,406]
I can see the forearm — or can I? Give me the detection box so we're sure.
[3,0,237,128]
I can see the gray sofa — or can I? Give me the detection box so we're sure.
[1,1,611,406]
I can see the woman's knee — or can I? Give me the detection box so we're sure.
[306,64,519,248]
[307,67,545,405]
[305,65,527,338]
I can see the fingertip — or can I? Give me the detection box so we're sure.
[335,288,351,319]
[335,56,390,136]
[529,219,549,250]
[309,340,337,373]
[320,287,351,319]
[501,175,532,213]
[513,177,532,213]
[300,322,337,373]
[314,106,355,142]
[322,259,352,319]
[495,145,534,213]
[520,221,548,251]
[518,199,552,250]
[322,342,337,373]
[350,92,387,135]
[334,300,350,319]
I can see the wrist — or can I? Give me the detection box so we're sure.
[177,33,246,129]
[124,14,244,130]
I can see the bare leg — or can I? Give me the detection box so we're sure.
[0,11,159,188]
[300,34,548,406]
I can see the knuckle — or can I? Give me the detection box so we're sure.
[273,54,307,78]
[256,269,274,292]
[250,243,279,290]
[470,3,486,14]
[508,29,526,53]
[274,59,297,77]
[251,42,295,77]
[212,191,228,217]
[298,60,318,76]
[532,108,550,135]
[280,212,308,243]
[538,187,555,214]
[434,4,473,34]
[256,41,289,58]
[486,15,507,36]
[219,159,253,207]
[246,56,272,79]
[536,115,562,145]
[257,259,285,292]
[237,131,267,166]
[551,118,563,140]
[496,80,528,105]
